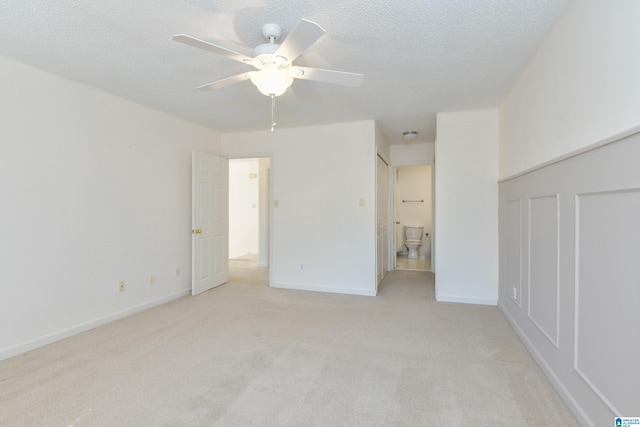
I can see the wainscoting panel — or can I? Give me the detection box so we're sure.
[528,195,559,347]
[503,199,522,306]
[575,189,640,416]
[498,128,640,426]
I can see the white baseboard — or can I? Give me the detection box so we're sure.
[271,282,376,297]
[498,302,594,427]
[0,289,190,362]
[435,293,497,306]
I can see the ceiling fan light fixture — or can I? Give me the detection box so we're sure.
[403,131,418,141]
[174,19,363,99]
[250,69,293,97]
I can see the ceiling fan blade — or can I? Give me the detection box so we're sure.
[290,66,364,87]
[275,19,325,63]
[197,72,255,91]
[173,34,256,66]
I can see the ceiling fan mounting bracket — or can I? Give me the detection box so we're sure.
[262,23,282,42]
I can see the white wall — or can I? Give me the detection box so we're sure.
[221,121,377,296]
[0,56,220,360]
[435,108,499,305]
[390,142,434,166]
[499,0,640,178]
[228,159,259,259]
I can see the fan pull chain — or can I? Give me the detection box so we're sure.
[270,94,277,132]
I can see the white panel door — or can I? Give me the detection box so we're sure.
[377,155,389,287]
[192,151,229,295]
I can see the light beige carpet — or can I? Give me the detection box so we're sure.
[0,268,577,426]
[229,253,260,271]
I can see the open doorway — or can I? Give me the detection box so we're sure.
[393,165,433,272]
[228,158,270,270]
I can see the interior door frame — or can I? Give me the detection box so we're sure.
[258,159,270,268]
[389,166,398,271]
[227,152,274,287]
[376,153,390,290]
[389,161,435,272]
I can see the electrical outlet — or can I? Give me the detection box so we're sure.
[512,287,517,299]
[149,274,155,285]
[119,281,126,292]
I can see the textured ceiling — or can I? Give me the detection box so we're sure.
[0,0,567,144]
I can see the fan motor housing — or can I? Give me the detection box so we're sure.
[252,43,280,58]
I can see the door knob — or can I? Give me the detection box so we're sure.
[191,229,203,234]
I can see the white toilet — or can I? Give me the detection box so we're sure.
[404,225,423,259]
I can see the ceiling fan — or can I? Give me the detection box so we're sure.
[173,19,364,97]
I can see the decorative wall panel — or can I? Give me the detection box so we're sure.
[499,128,640,426]
[528,195,559,347]
[504,199,522,305]
[575,189,640,415]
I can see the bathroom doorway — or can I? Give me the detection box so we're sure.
[393,165,433,272]
[228,158,271,270]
